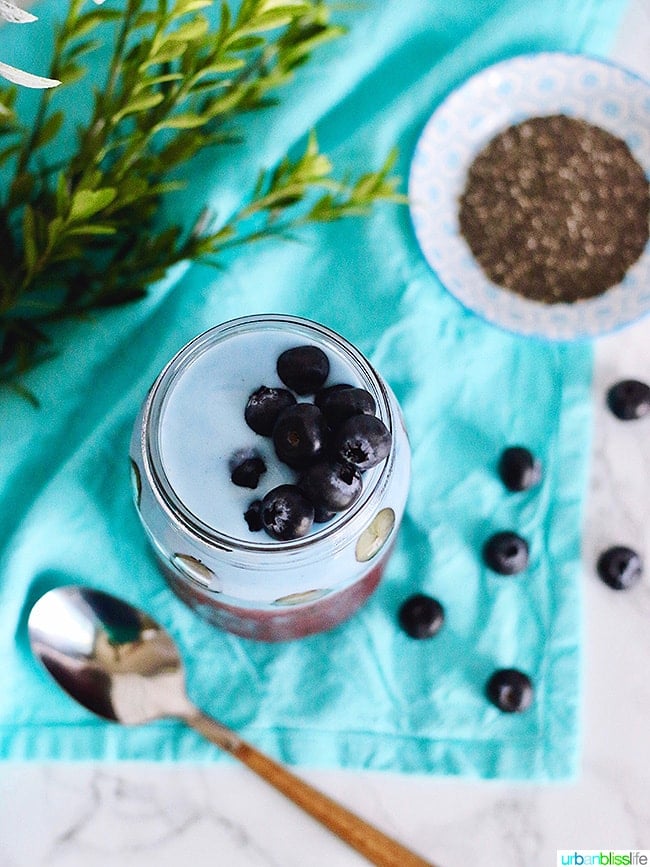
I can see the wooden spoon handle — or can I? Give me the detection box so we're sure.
[186,711,436,867]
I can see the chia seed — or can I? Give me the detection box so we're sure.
[458,114,650,304]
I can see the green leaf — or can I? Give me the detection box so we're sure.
[237,12,299,34]
[0,85,17,112]
[50,244,84,264]
[351,173,381,201]
[225,34,266,51]
[67,38,102,60]
[133,72,184,93]
[22,205,38,272]
[172,0,213,15]
[8,381,41,408]
[164,16,210,43]
[0,142,21,167]
[304,128,318,156]
[47,216,65,247]
[157,132,205,166]
[55,173,69,214]
[8,173,34,209]
[141,43,188,67]
[69,188,117,222]
[112,92,165,123]
[133,11,161,28]
[258,0,312,13]
[71,7,123,39]
[116,176,149,203]
[58,62,86,86]
[148,180,187,195]
[217,1,231,41]
[68,223,117,236]
[192,58,246,77]
[236,0,259,22]
[154,112,206,130]
[33,112,64,149]
[203,88,245,115]
[279,25,345,67]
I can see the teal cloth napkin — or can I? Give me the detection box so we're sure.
[0,0,628,778]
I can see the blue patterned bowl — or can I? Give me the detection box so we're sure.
[409,53,650,340]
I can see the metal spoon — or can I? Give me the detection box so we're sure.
[28,585,435,867]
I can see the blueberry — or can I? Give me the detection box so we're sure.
[261,485,314,541]
[485,668,534,713]
[398,594,445,639]
[277,345,330,395]
[606,379,650,420]
[498,446,542,492]
[483,531,529,575]
[313,504,336,524]
[334,414,391,471]
[230,455,266,489]
[244,499,264,532]
[245,386,296,436]
[315,385,376,428]
[298,460,363,512]
[596,545,643,590]
[272,403,327,469]
[314,383,353,407]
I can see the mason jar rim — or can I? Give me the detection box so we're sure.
[140,314,397,557]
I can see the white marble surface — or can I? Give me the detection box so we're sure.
[2,4,650,866]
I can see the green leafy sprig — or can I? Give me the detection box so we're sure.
[0,0,404,402]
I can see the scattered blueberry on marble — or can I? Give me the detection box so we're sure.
[483,531,529,575]
[606,379,650,421]
[243,499,264,532]
[398,593,445,639]
[596,545,643,590]
[261,484,315,541]
[334,414,391,471]
[486,668,534,713]
[277,344,330,395]
[272,403,328,469]
[245,386,296,436]
[315,385,376,428]
[498,446,542,492]
[230,455,267,489]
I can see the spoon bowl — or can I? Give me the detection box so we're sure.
[28,585,435,867]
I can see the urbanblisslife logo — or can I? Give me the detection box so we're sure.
[557,852,650,866]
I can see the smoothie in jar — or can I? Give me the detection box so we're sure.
[130,314,410,641]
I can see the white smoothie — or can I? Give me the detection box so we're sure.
[157,327,366,542]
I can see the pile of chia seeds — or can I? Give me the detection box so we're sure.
[458,114,650,304]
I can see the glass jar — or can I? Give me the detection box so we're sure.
[129,314,410,641]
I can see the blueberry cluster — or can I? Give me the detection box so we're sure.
[397,381,649,715]
[482,445,542,711]
[230,344,391,542]
[396,443,543,714]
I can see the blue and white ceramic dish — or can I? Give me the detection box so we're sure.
[409,53,650,340]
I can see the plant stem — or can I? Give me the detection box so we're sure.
[73,0,143,174]
[14,0,84,175]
